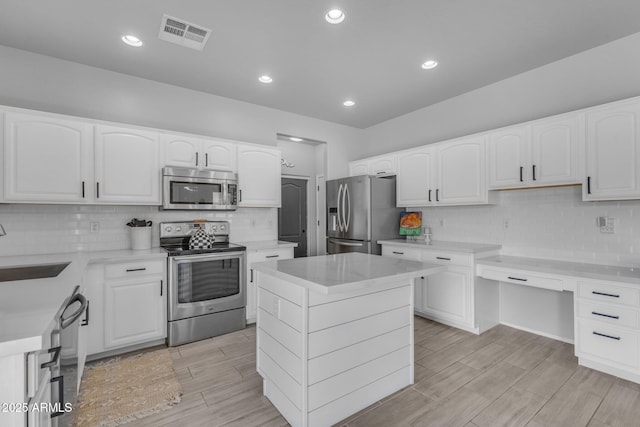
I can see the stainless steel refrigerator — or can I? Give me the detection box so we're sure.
[326,175,403,255]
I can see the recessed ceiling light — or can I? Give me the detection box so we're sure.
[325,9,346,24]
[121,35,143,47]
[258,75,273,84]
[290,137,303,142]
[343,100,355,107]
[421,60,438,70]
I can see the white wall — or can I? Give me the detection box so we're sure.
[0,45,360,180]
[360,32,640,158]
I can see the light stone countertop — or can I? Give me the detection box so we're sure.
[0,248,167,357]
[477,255,640,284]
[378,239,502,254]
[252,252,445,295]
[235,240,298,250]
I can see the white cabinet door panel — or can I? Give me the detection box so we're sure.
[94,125,161,204]
[237,145,281,207]
[585,101,640,200]
[437,136,487,205]
[396,148,433,207]
[488,126,529,189]
[4,112,92,202]
[349,160,370,176]
[163,134,199,168]
[202,139,236,171]
[370,155,397,176]
[423,266,471,324]
[532,115,581,186]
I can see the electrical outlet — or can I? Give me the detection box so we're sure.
[597,216,615,234]
[439,219,445,227]
[90,222,100,233]
[503,219,510,229]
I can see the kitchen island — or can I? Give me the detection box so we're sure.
[251,252,445,427]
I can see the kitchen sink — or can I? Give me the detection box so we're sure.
[0,262,71,282]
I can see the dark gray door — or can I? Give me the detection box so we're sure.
[279,177,308,257]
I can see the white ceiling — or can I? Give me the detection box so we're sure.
[1,1,640,129]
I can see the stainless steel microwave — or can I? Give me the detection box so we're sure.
[162,167,238,210]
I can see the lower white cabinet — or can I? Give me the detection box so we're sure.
[85,257,166,356]
[575,279,640,381]
[246,246,294,324]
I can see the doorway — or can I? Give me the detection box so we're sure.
[278,177,308,257]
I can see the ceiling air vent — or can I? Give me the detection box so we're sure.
[158,14,211,51]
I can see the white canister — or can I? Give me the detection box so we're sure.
[130,227,152,250]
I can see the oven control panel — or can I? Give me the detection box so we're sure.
[160,221,229,238]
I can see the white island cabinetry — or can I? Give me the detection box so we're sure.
[252,253,444,427]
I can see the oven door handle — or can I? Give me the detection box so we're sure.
[60,293,88,329]
[171,251,246,262]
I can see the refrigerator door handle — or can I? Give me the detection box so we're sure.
[332,239,363,247]
[337,184,344,232]
[344,185,351,232]
[341,183,347,232]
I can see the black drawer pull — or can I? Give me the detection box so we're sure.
[250,268,254,283]
[587,176,592,194]
[50,375,65,418]
[428,189,431,202]
[126,267,147,272]
[508,276,528,282]
[532,164,537,181]
[392,251,404,255]
[436,257,451,261]
[593,331,620,341]
[266,255,279,258]
[592,291,620,298]
[519,166,523,182]
[81,300,90,326]
[592,311,619,320]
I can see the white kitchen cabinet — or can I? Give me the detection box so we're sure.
[422,266,472,326]
[348,159,370,176]
[27,370,52,427]
[583,99,640,201]
[237,144,281,207]
[86,258,166,355]
[436,136,487,205]
[94,125,161,204]
[163,134,236,172]
[396,147,435,207]
[3,111,93,203]
[488,115,582,189]
[246,246,294,323]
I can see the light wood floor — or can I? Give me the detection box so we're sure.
[126,317,640,427]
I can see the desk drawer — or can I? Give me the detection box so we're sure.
[478,267,563,291]
[576,300,639,328]
[105,259,164,278]
[576,319,640,369]
[421,252,472,267]
[578,281,639,307]
[381,246,422,261]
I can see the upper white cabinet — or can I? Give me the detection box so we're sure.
[396,137,487,207]
[349,154,397,177]
[488,115,582,189]
[436,136,487,205]
[584,99,640,201]
[163,134,236,172]
[94,125,161,204]
[396,147,435,207]
[237,144,281,207]
[4,111,93,202]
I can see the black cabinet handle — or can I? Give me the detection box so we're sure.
[96,182,100,198]
[81,300,90,326]
[250,268,254,283]
[40,346,61,369]
[195,152,199,167]
[592,291,619,298]
[436,189,439,202]
[50,375,65,418]
[266,255,280,258]
[593,331,620,341]
[205,153,209,167]
[393,251,405,255]
[508,276,528,282]
[532,164,537,181]
[519,166,523,182]
[160,280,163,297]
[428,189,431,202]
[436,256,451,261]
[126,268,146,272]
[592,311,619,320]
[82,181,85,198]
[239,189,242,202]
[587,176,592,194]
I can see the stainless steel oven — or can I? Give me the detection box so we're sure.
[161,221,246,346]
[162,167,238,210]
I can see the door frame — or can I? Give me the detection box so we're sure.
[281,174,311,257]
[316,174,326,255]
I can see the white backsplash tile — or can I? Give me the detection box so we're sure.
[415,185,640,267]
[0,205,277,256]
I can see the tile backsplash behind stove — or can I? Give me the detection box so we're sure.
[0,205,277,256]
